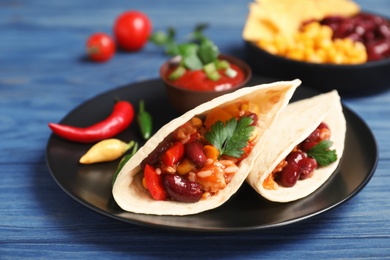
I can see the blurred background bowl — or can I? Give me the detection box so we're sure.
[245,40,390,97]
[161,54,252,114]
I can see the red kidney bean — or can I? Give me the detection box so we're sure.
[185,141,207,167]
[163,174,202,203]
[346,32,361,42]
[321,15,345,25]
[305,128,321,143]
[359,13,386,25]
[366,40,390,61]
[300,122,330,152]
[300,141,318,152]
[338,21,355,38]
[318,122,329,130]
[280,151,305,187]
[320,12,390,61]
[377,24,390,39]
[141,137,171,168]
[299,156,318,179]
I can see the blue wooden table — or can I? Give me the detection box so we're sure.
[1,0,389,258]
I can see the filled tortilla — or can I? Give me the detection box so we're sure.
[246,90,346,202]
[112,79,301,215]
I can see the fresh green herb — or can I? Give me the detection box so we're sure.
[112,142,139,186]
[307,140,337,166]
[189,23,209,41]
[198,39,219,65]
[205,116,255,158]
[149,23,223,79]
[180,43,204,70]
[149,26,177,55]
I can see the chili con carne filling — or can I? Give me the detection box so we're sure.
[141,101,260,203]
[263,122,337,189]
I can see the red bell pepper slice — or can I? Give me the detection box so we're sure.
[144,164,167,200]
[163,142,184,167]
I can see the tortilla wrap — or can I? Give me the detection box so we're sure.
[112,79,301,215]
[246,90,346,202]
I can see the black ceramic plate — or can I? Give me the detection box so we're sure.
[46,76,378,232]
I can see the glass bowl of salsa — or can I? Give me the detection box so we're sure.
[160,54,252,114]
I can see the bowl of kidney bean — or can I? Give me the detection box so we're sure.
[245,12,390,96]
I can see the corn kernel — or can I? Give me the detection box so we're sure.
[286,49,305,60]
[247,102,260,115]
[223,103,240,117]
[240,102,249,112]
[313,49,326,61]
[203,145,219,161]
[333,52,345,64]
[302,22,321,36]
[316,38,333,50]
[201,192,211,200]
[355,41,366,52]
[274,34,289,53]
[190,117,203,128]
[306,52,323,63]
[177,158,195,175]
[301,37,315,49]
[142,177,147,189]
[258,40,278,54]
[249,128,259,142]
[319,25,333,39]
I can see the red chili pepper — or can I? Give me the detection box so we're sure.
[163,142,184,167]
[48,100,134,143]
[144,164,167,200]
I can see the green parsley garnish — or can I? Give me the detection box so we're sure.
[307,140,337,166]
[205,116,255,158]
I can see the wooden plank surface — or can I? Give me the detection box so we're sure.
[1,0,389,258]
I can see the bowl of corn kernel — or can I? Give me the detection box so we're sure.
[242,0,390,96]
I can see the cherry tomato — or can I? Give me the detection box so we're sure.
[86,33,115,62]
[113,10,152,51]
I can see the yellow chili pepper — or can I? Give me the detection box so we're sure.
[79,139,135,164]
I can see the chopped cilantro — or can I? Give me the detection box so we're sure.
[205,116,255,158]
[307,140,337,166]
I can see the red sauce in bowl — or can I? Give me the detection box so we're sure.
[166,63,246,92]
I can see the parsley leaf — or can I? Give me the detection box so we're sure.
[307,140,337,166]
[205,116,255,158]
